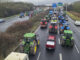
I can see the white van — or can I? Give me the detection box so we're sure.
[4,52,29,60]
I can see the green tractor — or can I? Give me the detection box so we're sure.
[21,33,40,55]
[60,30,74,47]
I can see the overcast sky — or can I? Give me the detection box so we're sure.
[13,0,80,5]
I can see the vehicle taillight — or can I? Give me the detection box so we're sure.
[45,22,47,24]
[49,25,52,29]
[55,26,58,29]
[40,22,43,24]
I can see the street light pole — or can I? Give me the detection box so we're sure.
[66,0,68,12]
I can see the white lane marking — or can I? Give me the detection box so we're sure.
[59,53,62,60]
[58,38,60,44]
[75,45,79,54]
[35,26,40,33]
[37,52,41,60]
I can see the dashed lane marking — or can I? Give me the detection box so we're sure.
[58,38,60,45]
[37,52,41,60]
[75,45,79,54]
[59,53,62,60]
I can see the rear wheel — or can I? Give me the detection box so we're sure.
[71,40,74,48]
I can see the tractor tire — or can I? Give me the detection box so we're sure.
[71,40,74,48]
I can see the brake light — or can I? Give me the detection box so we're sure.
[45,22,47,24]
[40,22,43,24]
[49,25,52,29]
[55,26,58,29]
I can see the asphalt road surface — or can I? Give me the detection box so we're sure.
[29,16,80,60]
[0,16,29,32]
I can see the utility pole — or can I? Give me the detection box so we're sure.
[66,0,68,13]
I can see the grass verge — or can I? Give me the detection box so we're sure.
[66,11,80,21]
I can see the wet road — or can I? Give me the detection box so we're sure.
[29,16,80,60]
[0,16,29,32]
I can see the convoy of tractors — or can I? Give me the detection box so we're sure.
[40,9,74,50]
[5,9,74,60]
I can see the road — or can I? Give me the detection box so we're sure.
[29,16,80,60]
[0,16,29,32]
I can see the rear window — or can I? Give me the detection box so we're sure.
[51,23,57,26]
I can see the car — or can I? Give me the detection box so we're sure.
[46,35,56,50]
[19,12,25,18]
[49,22,58,34]
[40,19,47,28]
[0,19,5,23]
[74,21,80,26]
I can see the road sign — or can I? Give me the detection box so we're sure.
[58,2,63,6]
[49,10,53,14]
[52,3,57,8]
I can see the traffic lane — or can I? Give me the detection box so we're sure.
[30,23,60,60]
[38,28,59,60]
[58,34,80,60]
[68,16,80,51]
[58,20,80,60]
[0,16,29,32]
[29,26,49,60]
[62,46,80,60]
[68,15,80,33]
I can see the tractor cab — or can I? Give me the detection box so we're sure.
[64,30,73,40]
[24,33,37,43]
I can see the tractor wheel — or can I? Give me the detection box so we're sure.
[71,40,74,48]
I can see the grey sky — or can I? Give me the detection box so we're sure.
[1,0,80,5]
[14,0,80,5]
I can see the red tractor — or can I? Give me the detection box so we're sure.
[49,22,58,34]
[46,35,56,50]
[40,19,48,28]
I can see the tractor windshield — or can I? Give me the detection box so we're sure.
[65,33,72,37]
[27,37,35,42]
[64,33,72,39]
[24,37,35,42]
[51,23,57,26]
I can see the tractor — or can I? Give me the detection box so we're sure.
[20,33,40,55]
[60,30,74,47]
